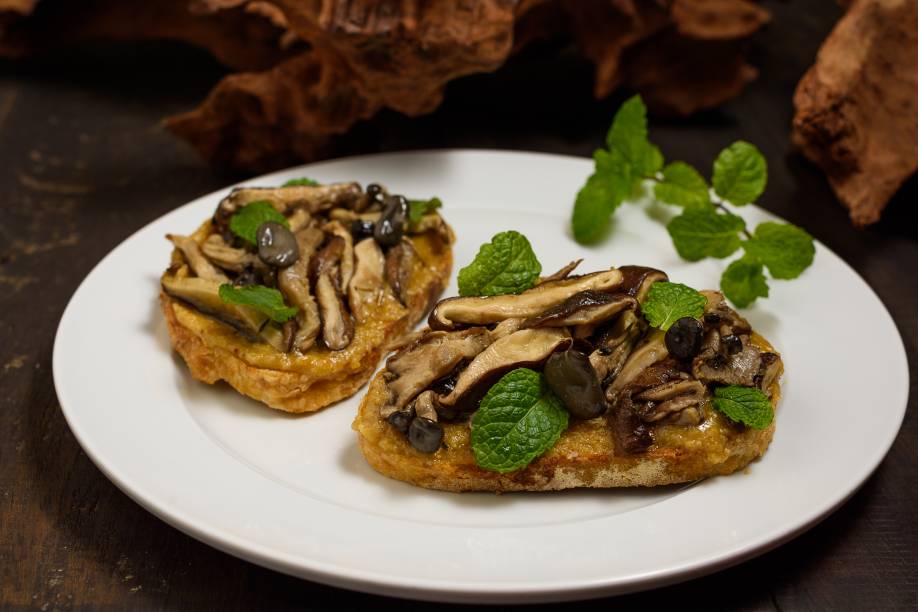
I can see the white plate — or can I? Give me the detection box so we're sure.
[53,150,909,603]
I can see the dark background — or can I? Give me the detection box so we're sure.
[2,1,915,609]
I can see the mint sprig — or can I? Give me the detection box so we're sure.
[712,385,774,429]
[457,230,542,297]
[408,196,442,224]
[218,284,298,323]
[470,368,569,473]
[641,282,707,331]
[229,201,289,244]
[282,177,319,187]
[570,95,815,307]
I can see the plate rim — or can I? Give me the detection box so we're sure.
[52,148,910,603]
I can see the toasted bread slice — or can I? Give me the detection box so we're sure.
[352,265,782,492]
[161,186,453,413]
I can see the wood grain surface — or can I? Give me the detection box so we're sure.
[1,1,915,609]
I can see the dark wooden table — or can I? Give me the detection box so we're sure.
[2,2,915,609]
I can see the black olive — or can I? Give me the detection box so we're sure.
[387,410,412,435]
[665,317,704,360]
[722,334,743,355]
[351,218,376,240]
[256,221,300,268]
[408,417,443,453]
[373,195,408,247]
[544,350,607,419]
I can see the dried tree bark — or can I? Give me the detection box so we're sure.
[0,0,771,172]
[792,0,918,226]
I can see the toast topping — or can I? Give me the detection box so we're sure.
[163,180,452,354]
[378,236,782,470]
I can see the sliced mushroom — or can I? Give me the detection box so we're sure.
[521,291,637,329]
[410,213,454,243]
[428,269,624,331]
[201,235,262,273]
[161,275,266,338]
[287,208,312,233]
[618,265,668,300]
[329,208,381,224]
[412,390,439,422]
[278,226,324,351]
[490,317,523,340]
[323,220,354,291]
[700,290,752,336]
[539,259,582,284]
[167,234,227,282]
[692,334,780,390]
[314,272,353,350]
[633,379,707,423]
[384,239,414,304]
[608,391,653,455]
[607,329,669,396]
[348,238,404,322]
[756,352,783,396]
[213,183,363,232]
[588,313,647,385]
[382,328,492,415]
[438,327,572,407]
[309,235,345,281]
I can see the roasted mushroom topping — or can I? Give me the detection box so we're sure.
[167,234,227,282]
[349,237,402,322]
[438,327,572,408]
[314,272,353,350]
[539,259,583,284]
[664,317,704,360]
[201,235,262,273]
[632,378,707,423]
[692,334,781,391]
[521,291,637,329]
[256,221,300,268]
[162,276,265,338]
[323,220,355,291]
[374,194,409,247]
[618,266,668,299]
[213,182,363,233]
[607,329,669,395]
[588,313,647,385]
[544,349,607,418]
[384,239,414,304]
[382,328,492,415]
[277,226,324,351]
[428,269,624,331]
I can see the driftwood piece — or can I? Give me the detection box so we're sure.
[0,0,770,171]
[792,0,918,226]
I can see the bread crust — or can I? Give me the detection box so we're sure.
[162,223,452,413]
[353,372,779,492]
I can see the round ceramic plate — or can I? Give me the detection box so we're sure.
[53,151,908,603]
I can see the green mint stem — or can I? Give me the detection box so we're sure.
[715,202,753,240]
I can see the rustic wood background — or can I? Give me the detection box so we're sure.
[1,1,915,608]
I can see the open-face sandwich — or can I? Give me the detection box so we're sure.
[161,180,453,413]
[354,251,782,491]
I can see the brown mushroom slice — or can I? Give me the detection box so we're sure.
[383,328,492,414]
[428,269,624,331]
[314,272,354,350]
[309,235,345,280]
[409,213,454,243]
[633,379,707,423]
[167,234,228,282]
[412,391,439,422]
[278,226,324,351]
[287,208,312,233]
[539,259,583,284]
[384,239,415,304]
[608,392,653,455]
[216,182,362,218]
[438,327,572,407]
[490,317,523,340]
[348,238,404,322]
[329,209,382,224]
[588,313,647,385]
[607,329,669,396]
[618,266,668,300]
[700,290,752,336]
[692,334,780,389]
[521,291,637,329]
[161,276,266,338]
[201,235,261,273]
[323,220,354,291]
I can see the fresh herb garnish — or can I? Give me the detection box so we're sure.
[408,197,442,224]
[218,284,298,323]
[470,368,569,473]
[641,282,707,331]
[457,230,542,297]
[712,385,774,429]
[570,95,815,307]
[282,177,319,187]
[229,201,289,245]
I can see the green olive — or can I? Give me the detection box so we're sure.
[544,349,607,419]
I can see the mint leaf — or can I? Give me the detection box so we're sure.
[229,201,289,244]
[641,281,707,331]
[721,257,769,307]
[743,222,815,280]
[471,368,569,473]
[654,161,711,208]
[282,177,318,186]
[572,172,621,243]
[408,197,442,224]
[713,385,774,429]
[712,141,767,206]
[218,283,298,323]
[667,207,745,261]
[457,231,542,297]
[606,95,664,178]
